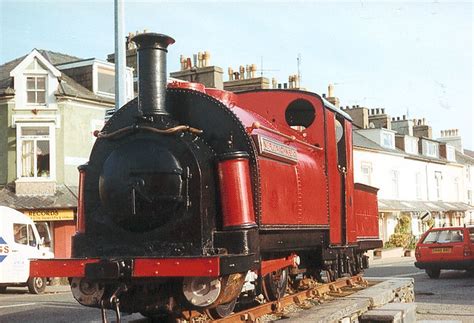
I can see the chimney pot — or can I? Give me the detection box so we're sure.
[328,83,334,97]
[381,108,385,114]
[397,116,400,121]
[403,115,406,120]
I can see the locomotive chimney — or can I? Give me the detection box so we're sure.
[131,32,175,117]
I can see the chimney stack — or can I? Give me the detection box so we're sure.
[132,32,175,117]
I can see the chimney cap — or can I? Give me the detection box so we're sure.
[131,33,175,51]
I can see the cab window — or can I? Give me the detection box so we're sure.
[13,223,36,247]
[285,99,315,130]
[14,223,28,245]
[36,222,51,248]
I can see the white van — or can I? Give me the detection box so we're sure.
[0,206,54,294]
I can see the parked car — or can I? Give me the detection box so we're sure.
[415,226,474,279]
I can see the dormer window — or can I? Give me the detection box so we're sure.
[381,131,395,149]
[27,76,46,104]
[404,136,418,155]
[446,145,456,162]
[97,66,115,97]
[424,141,438,158]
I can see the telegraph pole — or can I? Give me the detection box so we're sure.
[114,0,126,111]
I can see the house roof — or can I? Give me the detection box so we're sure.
[455,150,474,165]
[57,73,114,104]
[353,130,474,165]
[378,199,474,212]
[0,183,78,210]
[352,131,404,155]
[0,49,113,104]
[464,149,474,159]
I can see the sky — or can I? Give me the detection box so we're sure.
[0,0,473,149]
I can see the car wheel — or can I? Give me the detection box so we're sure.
[425,269,441,279]
[27,277,46,294]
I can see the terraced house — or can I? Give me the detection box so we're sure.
[0,49,133,257]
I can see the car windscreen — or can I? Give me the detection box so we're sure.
[422,230,464,244]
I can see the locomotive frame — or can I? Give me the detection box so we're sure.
[30,32,382,320]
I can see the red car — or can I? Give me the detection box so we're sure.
[415,226,474,278]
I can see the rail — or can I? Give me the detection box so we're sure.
[250,122,323,151]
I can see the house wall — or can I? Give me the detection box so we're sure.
[0,99,18,185]
[0,101,8,184]
[58,99,106,186]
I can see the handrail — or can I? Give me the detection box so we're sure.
[94,125,203,140]
[250,122,323,151]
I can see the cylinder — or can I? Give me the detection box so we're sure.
[217,152,256,230]
[131,32,175,117]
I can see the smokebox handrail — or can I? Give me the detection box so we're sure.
[94,125,203,140]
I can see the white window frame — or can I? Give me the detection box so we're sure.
[405,137,418,155]
[94,64,115,98]
[415,172,422,200]
[361,162,373,185]
[16,122,56,181]
[425,141,438,158]
[381,131,395,149]
[391,169,399,198]
[446,146,456,161]
[435,171,442,201]
[26,75,47,105]
[454,177,460,201]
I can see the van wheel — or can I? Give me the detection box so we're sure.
[0,286,7,293]
[426,269,441,279]
[28,277,46,294]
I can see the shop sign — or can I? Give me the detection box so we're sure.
[24,209,74,221]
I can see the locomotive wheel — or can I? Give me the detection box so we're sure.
[262,268,288,301]
[205,297,238,319]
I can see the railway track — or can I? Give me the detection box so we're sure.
[177,275,372,323]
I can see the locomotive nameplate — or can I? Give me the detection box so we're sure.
[252,135,298,164]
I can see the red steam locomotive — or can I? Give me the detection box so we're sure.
[31,32,381,319]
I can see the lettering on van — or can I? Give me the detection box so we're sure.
[0,236,9,263]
